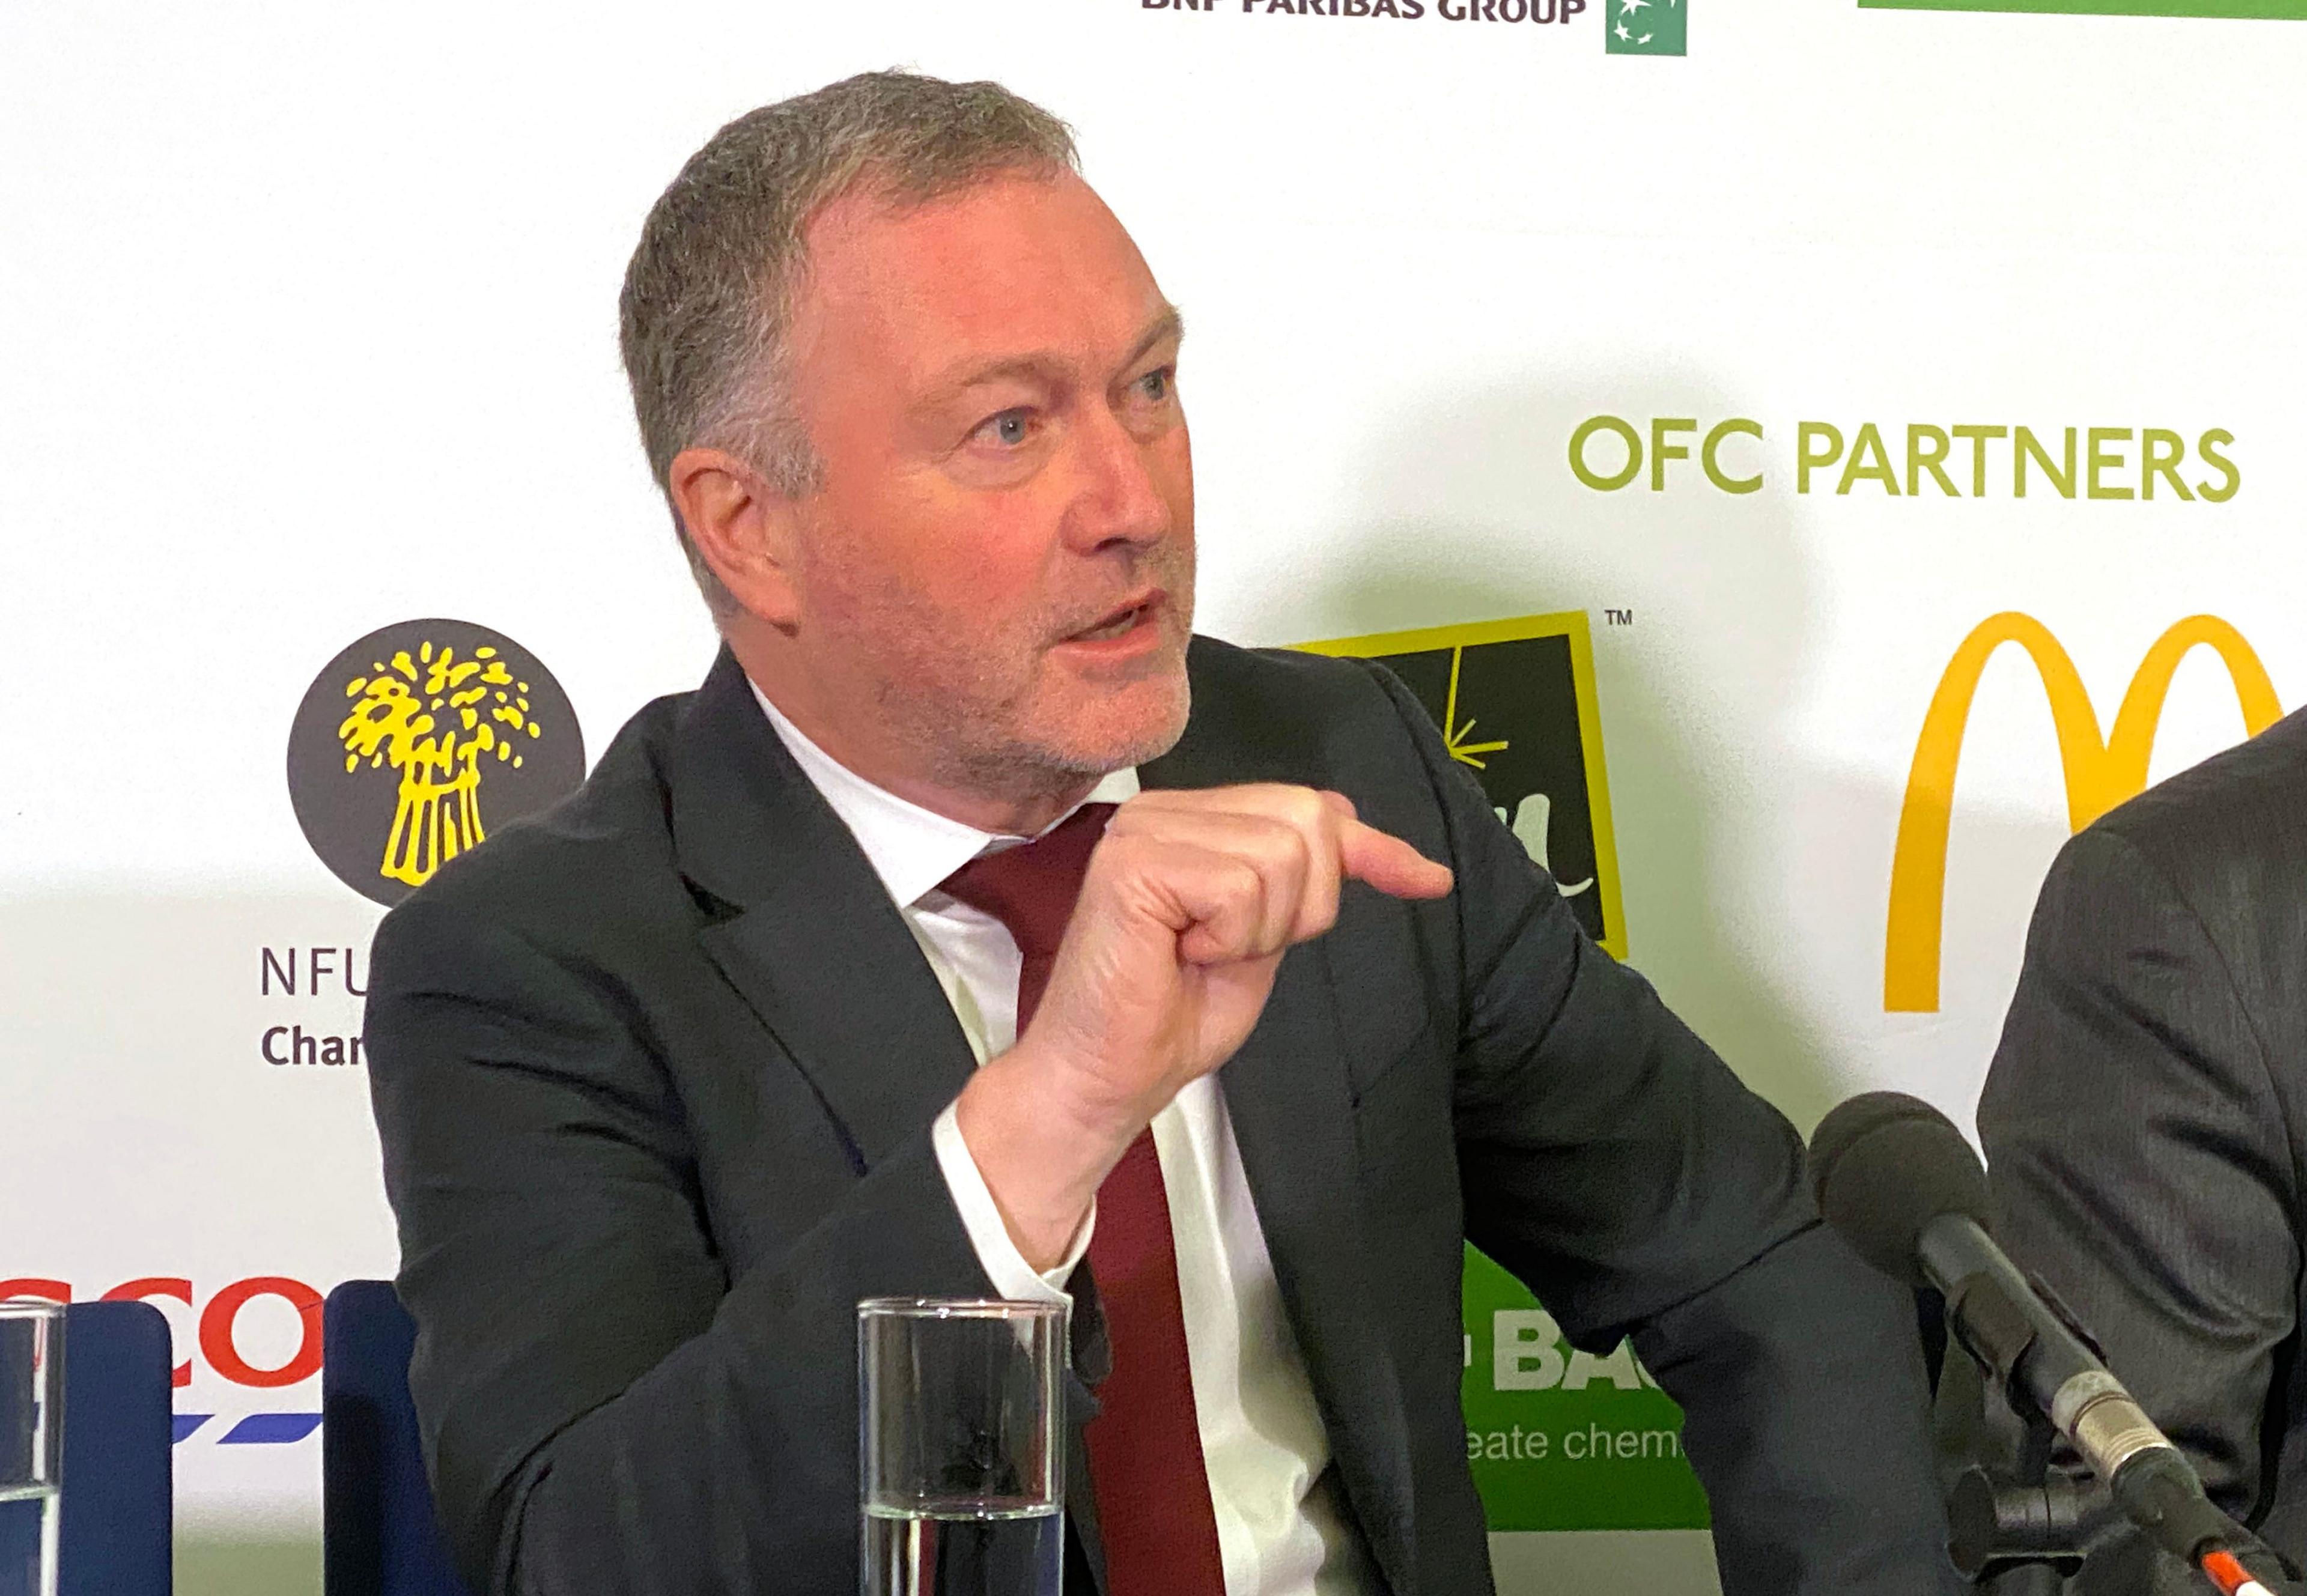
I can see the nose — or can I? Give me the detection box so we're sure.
[1061,400,1178,556]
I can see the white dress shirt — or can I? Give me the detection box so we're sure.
[750,684,1378,1596]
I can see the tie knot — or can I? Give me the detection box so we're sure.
[937,803,1117,960]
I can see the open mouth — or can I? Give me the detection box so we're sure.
[1066,592,1162,645]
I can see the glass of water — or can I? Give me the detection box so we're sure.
[859,1298,1065,1596]
[0,1301,62,1596]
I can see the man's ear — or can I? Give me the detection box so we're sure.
[666,447,802,627]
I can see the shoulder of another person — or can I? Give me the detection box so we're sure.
[2083,705,2307,933]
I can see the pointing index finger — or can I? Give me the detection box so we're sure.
[1337,819,1453,901]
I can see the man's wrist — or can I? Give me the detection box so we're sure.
[953,1040,1135,1271]
[931,1102,1089,1300]
[1003,1031,1145,1148]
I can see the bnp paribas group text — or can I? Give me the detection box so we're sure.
[1145,0,1592,22]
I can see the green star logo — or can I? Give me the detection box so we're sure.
[1606,0,1686,53]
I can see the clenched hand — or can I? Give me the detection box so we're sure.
[955,784,1453,1268]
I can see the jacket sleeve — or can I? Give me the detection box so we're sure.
[363,893,997,1596]
[1978,825,2300,1593]
[1360,660,1960,1595]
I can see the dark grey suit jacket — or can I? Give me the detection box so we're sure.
[364,637,1956,1596]
[1975,706,2307,1592]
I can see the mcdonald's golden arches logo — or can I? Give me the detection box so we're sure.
[1885,613,2282,1012]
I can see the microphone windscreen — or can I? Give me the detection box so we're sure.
[1807,1091,1992,1285]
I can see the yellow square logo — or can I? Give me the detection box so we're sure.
[1298,611,1627,960]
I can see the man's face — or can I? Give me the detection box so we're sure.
[776,169,1194,796]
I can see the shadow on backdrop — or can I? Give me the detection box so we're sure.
[1313,371,1840,1126]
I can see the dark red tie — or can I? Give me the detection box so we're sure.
[939,803,1229,1596]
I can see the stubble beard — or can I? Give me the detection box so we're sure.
[882,567,1196,810]
[804,526,1196,812]
[899,608,1193,808]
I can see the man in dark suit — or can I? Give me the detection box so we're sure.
[363,70,1956,1596]
[1973,707,2307,1593]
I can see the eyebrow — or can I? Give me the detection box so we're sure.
[1120,305,1187,374]
[920,303,1186,402]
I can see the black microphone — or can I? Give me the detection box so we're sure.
[1808,1091,2272,1593]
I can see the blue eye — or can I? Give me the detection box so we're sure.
[1139,368,1172,402]
[985,410,1031,446]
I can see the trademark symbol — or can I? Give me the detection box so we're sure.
[1603,608,1635,627]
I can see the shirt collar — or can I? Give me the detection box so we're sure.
[749,678,1139,910]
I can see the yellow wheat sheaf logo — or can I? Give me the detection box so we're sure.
[337,640,545,888]
[288,619,585,907]
[1884,613,2282,1012]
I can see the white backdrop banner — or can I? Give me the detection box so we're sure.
[4,1,2303,1589]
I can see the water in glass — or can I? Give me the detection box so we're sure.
[0,1302,61,1596]
[859,1298,1065,1596]
[862,1500,1060,1596]
[0,1485,59,1596]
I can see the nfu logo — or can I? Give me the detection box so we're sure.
[287,619,585,906]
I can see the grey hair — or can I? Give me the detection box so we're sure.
[618,70,1079,614]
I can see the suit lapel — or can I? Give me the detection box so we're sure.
[1141,671,1417,1593]
[1217,951,1415,1593]
[667,642,1415,1586]
[672,649,979,1173]
[672,653,1110,1582]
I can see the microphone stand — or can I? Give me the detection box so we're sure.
[1945,1393,2104,1590]
[1804,1094,2294,1595]
[1930,1288,2291,1595]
